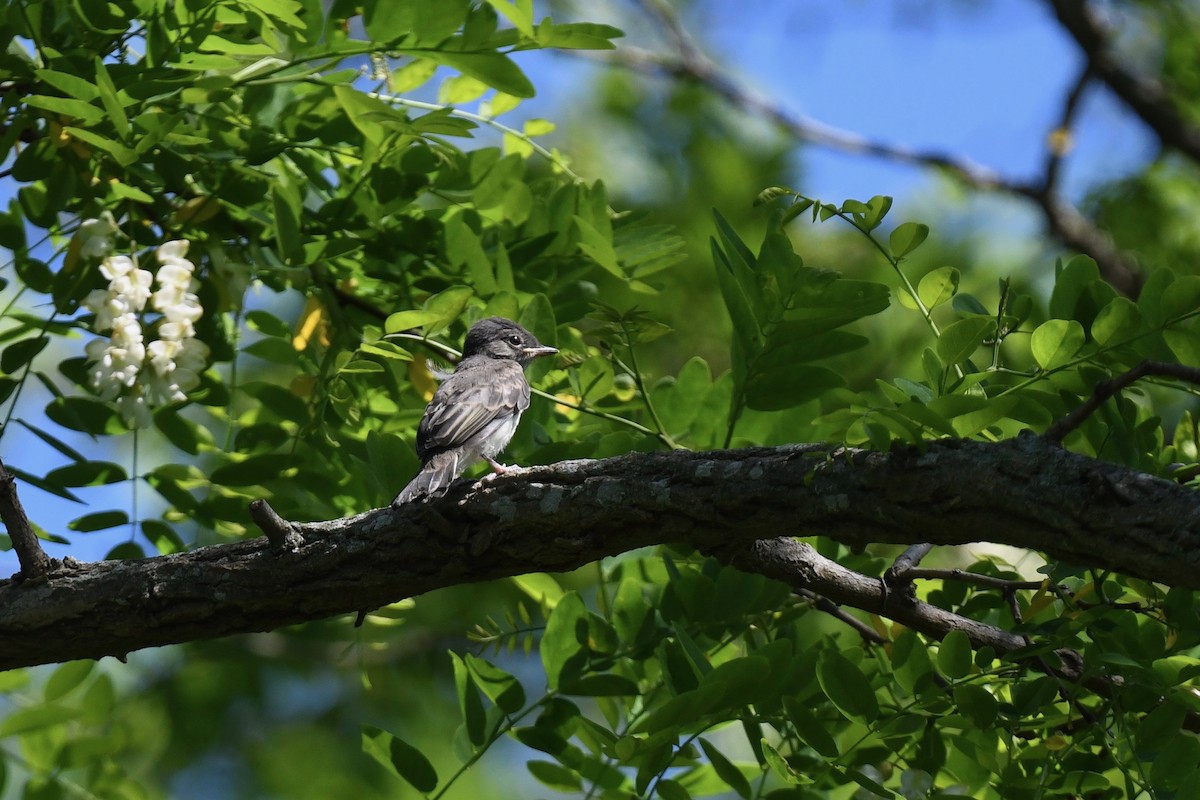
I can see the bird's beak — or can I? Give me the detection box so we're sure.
[523,345,558,359]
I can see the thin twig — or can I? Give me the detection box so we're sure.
[894,567,1048,592]
[0,458,50,582]
[1044,360,1200,444]
[796,588,888,645]
[1043,63,1094,195]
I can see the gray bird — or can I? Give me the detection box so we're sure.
[392,317,557,506]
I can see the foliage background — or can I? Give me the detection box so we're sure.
[3,0,1200,798]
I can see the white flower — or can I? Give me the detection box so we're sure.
[156,240,190,264]
[117,392,152,429]
[79,212,118,260]
[83,238,210,426]
[100,254,135,281]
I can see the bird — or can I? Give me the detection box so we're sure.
[392,317,558,506]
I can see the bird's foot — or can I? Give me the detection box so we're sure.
[484,457,516,474]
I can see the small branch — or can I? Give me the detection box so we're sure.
[886,543,934,579]
[1047,0,1200,165]
[720,538,1029,656]
[1044,359,1200,444]
[1042,63,1094,195]
[0,459,50,582]
[581,8,1143,293]
[249,499,303,551]
[892,567,1047,593]
[795,588,888,646]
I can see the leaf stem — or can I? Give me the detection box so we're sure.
[369,92,585,182]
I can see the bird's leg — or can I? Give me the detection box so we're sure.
[484,456,510,474]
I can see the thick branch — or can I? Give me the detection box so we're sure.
[2,435,1200,670]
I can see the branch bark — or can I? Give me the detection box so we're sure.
[2,435,1199,670]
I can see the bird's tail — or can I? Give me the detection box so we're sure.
[392,451,462,507]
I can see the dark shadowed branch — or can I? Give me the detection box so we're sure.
[1044,359,1200,444]
[2,435,1200,670]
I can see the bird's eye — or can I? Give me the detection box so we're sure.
[507,334,522,346]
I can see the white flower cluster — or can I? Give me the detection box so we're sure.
[81,234,210,429]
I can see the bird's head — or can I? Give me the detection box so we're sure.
[463,317,558,366]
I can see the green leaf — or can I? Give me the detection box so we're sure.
[67,510,129,532]
[1,337,48,374]
[35,69,100,101]
[744,363,844,411]
[384,310,446,334]
[761,739,809,785]
[527,761,582,793]
[43,661,94,702]
[484,0,534,36]
[245,309,292,338]
[361,726,439,793]
[26,94,104,124]
[1049,255,1101,320]
[45,461,127,487]
[106,541,146,560]
[541,591,587,689]
[422,286,475,335]
[698,736,752,799]
[465,654,525,713]
[155,408,214,455]
[816,651,879,723]
[951,293,990,317]
[1161,275,1200,322]
[405,50,535,98]
[953,684,998,728]
[936,317,995,365]
[94,58,129,139]
[558,674,640,696]
[786,699,839,757]
[450,653,487,746]
[63,127,138,165]
[890,222,929,258]
[534,21,623,50]
[1030,319,1085,370]
[13,419,86,462]
[1091,297,1142,346]
[917,267,960,309]
[142,520,185,555]
[711,211,766,348]
[0,704,77,737]
[272,184,302,262]
[512,572,564,607]
[364,0,469,44]
[937,630,973,679]
[1165,328,1200,366]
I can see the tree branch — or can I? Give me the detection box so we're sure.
[1044,359,1200,444]
[582,7,1146,293]
[0,458,50,582]
[1048,0,1200,165]
[2,435,1199,670]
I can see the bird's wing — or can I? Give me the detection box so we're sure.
[416,360,530,458]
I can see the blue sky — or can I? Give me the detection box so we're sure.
[1,0,1157,572]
